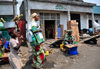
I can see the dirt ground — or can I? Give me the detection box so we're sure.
[0,38,100,69]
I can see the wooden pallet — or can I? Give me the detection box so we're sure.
[65,44,80,48]
[80,35,100,43]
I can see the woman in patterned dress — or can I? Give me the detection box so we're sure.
[26,13,45,69]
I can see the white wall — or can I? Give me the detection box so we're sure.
[0,5,13,15]
[17,0,23,15]
[28,1,93,13]
[88,14,100,25]
[60,13,67,33]
[27,0,94,32]
[70,5,93,13]
[80,13,89,29]
[94,15,100,24]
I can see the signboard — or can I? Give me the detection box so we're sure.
[56,4,64,10]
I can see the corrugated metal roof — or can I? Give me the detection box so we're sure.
[93,6,100,14]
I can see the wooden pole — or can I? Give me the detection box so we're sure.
[67,6,71,21]
[13,0,15,17]
[92,12,95,34]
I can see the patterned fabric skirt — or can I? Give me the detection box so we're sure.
[31,44,45,68]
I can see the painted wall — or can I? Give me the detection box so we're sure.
[70,5,93,13]
[89,14,100,24]
[80,13,89,29]
[0,5,13,15]
[22,0,94,33]
[60,13,67,33]
[93,6,100,14]
[28,1,93,13]
[94,15,100,24]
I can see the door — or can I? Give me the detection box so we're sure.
[71,14,81,32]
[45,20,55,39]
[89,20,93,28]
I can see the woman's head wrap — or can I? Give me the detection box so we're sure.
[31,13,38,18]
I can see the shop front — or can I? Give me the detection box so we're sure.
[21,0,95,39]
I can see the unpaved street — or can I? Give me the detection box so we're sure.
[0,38,100,69]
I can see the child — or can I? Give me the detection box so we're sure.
[64,30,74,45]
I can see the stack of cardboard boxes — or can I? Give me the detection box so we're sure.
[67,20,80,42]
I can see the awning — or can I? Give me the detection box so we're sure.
[93,21,100,30]
[93,21,100,27]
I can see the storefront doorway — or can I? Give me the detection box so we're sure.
[89,20,93,28]
[71,14,81,32]
[45,20,55,39]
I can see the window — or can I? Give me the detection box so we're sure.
[39,13,60,26]
[95,20,98,23]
